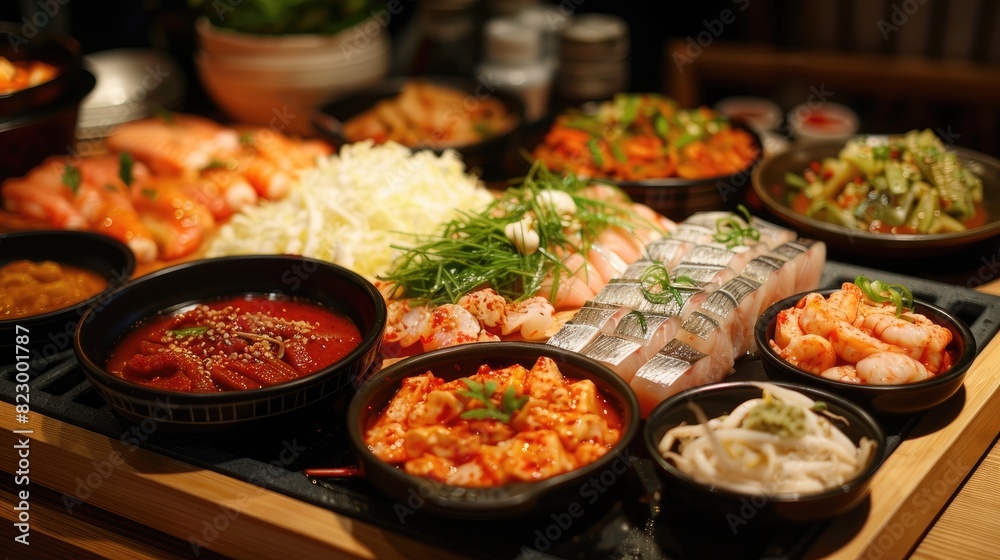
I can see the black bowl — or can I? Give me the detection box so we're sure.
[644,381,886,523]
[0,68,95,180]
[347,341,640,520]
[0,230,135,360]
[751,137,1000,257]
[0,22,82,118]
[755,290,976,415]
[311,75,524,177]
[74,255,386,431]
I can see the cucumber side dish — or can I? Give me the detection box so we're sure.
[784,129,985,234]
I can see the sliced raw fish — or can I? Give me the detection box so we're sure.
[645,238,692,269]
[545,302,624,352]
[621,259,660,280]
[580,334,644,382]
[630,338,710,416]
[546,323,604,353]
[671,263,736,290]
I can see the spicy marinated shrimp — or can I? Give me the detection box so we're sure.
[912,317,953,373]
[384,302,498,353]
[457,288,506,329]
[502,297,557,340]
[858,313,930,360]
[826,282,863,323]
[106,114,240,176]
[131,180,215,260]
[419,304,498,351]
[70,155,161,262]
[771,333,836,375]
[773,307,805,349]
[820,365,862,384]
[856,352,932,384]
[383,301,432,348]
[829,321,904,363]
[456,288,557,340]
[796,292,844,338]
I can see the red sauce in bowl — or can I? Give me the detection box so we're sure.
[106,293,362,392]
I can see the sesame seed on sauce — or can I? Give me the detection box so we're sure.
[107,294,363,393]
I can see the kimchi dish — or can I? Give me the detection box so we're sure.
[364,356,625,487]
[106,293,362,392]
[341,79,516,149]
[532,93,759,182]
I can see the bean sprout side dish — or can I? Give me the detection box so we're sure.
[657,383,876,496]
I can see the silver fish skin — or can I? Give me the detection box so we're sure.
[740,258,781,285]
[614,312,673,343]
[546,323,602,352]
[631,353,696,388]
[621,259,660,280]
[750,216,797,247]
[682,244,746,268]
[593,281,649,310]
[645,238,692,268]
[672,223,716,244]
[580,334,644,380]
[570,304,623,329]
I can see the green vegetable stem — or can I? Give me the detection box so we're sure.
[458,378,529,424]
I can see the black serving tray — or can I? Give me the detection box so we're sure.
[2,261,999,560]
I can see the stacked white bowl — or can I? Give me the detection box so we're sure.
[195,17,391,135]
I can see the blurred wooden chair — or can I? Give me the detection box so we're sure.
[663,0,1000,153]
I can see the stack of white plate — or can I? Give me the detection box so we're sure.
[77,48,187,139]
[195,17,391,135]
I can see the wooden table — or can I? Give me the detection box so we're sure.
[3,279,1000,560]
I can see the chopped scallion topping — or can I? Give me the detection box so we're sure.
[457,378,528,424]
[119,152,134,186]
[639,262,700,308]
[166,326,210,338]
[62,164,81,194]
[713,204,760,248]
[853,275,914,317]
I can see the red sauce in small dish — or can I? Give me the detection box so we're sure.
[106,294,362,393]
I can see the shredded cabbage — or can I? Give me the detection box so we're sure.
[206,141,494,279]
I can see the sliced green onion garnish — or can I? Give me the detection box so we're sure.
[167,326,210,338]
[588,138,604,168]
[640,263,700,307]
[713,204,760,248]
[853,275,914,317]
[625,309,648,334]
